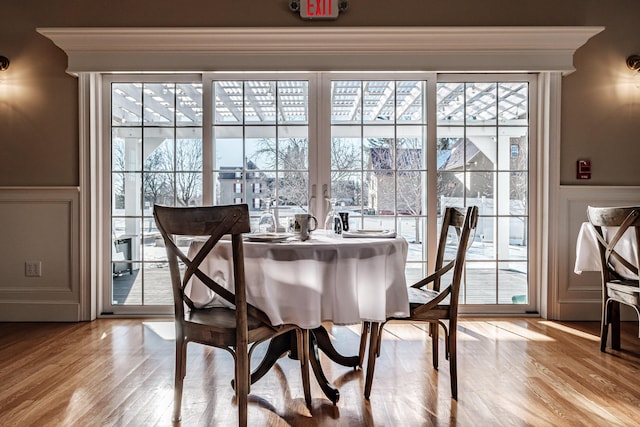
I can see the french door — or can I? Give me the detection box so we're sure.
[102,72,535,315]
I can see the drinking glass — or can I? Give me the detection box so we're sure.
[324,198,342,236]
[257,198,277,233]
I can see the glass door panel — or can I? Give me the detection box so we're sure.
[108,78,202,311]
[436,78,533,308]
[212,79,311,232]
[328,78,429,279]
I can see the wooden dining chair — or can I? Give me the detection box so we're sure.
[153,204,311,426]
[586,206,640,352]
[360,205,479,400]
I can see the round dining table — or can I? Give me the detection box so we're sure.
[186,232,410,403]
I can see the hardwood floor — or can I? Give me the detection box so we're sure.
[1,318,639,426]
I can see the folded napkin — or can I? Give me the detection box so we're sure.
[342,230,397,238]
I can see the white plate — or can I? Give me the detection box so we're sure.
[343,230,397,238]
[245,233,294,243]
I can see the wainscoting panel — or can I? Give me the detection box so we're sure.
[557,186,640,320]
[0,187,80,321]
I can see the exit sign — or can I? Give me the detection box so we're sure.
[300,0,340,19]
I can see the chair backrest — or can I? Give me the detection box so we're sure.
[153,204,255,323]
[444,206,478,312]
[413,206,478,316]
[433,206,479,291]
[587,206,640,281]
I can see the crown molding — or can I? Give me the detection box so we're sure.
[37,26,604,74]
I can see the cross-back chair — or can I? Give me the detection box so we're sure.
[586,206,640,352]
[360,205,478,400]
[153,204,310,426]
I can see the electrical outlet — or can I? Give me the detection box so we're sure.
[25,261,42,277]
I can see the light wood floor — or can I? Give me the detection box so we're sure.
[1,318,639,426]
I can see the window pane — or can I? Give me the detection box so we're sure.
[214,126,243,169]
[397,171,425,215]
[498,82,528,126]
[331,171,362,210]
[112,172,142,216]
[112,128,142,172]
[278,134,308,170]
[466,83,497,124]
[397,126,426,169]
[176,83,203,126]
[246,130,276,170]
[466,262,496,304]
[176,129,202,172]
[112,83,142,126]
[143,129,174,171]
[332,133,362,170]
[245,81,276,123]
[398,216,425,261]
[498,128,528,170]
[363,80,395,122]
[143,172,174,207]
[143,83,176,125]
[468,171,495,215]
[278,171,308,209]
[469,216,495,260]
[437,83,465,125]
[214,81,243,124]
[175,173,202,206]
[331,81,362,123]
[396,81,425,123]
[498,262,528,304]
[142,263,173,306]
[278,81,309,123]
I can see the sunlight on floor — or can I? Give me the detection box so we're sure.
[143,321,175,340]
[476,320,556,342]
[539,320,600,341]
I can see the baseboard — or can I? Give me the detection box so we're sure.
[0,302,80,322]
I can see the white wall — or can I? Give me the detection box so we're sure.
[0,187,81,321]
[555,185,640,320]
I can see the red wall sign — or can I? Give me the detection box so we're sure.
[300,0,340,19]
[577,159,591,179]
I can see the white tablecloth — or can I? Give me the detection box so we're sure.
[574,222,639,280]
[187,234,410,329]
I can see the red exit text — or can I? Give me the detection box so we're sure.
[301,0,339,19]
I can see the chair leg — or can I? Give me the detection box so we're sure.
[431,323,439,369]
[297,329,312,406]
[600,298,610,352]
[364,322,380,400]
[173,338,187,422]
[358,321,370,368]
[449,324,458,400]
[236,343,249,427]
[610,301,621,350]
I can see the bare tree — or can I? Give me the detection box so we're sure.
[143,145,172,206]
[175,139,203,206]
[253,137,360,210]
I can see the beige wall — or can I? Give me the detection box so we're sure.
[1,0,638,185]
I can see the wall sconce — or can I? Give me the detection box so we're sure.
[626,55,640,88]
[626,55,640,72]
[0,56,9,71]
